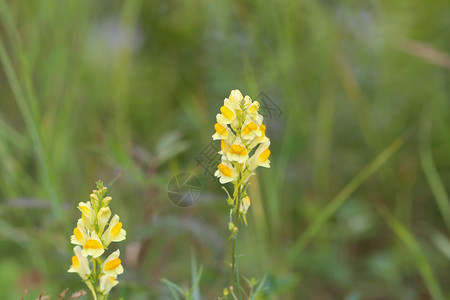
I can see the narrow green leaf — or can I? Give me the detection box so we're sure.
[290,131,408,258]
[419,108,450,229]
[376,205,445,300]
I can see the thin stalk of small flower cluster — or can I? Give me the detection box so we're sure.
[230,199,237,288]
[230,166,243,300]
[86,280,98,300]
[234,185,242,300]
[91,258,99,299]
[99,294,108,300]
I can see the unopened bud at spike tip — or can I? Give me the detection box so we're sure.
[102,196,112,207]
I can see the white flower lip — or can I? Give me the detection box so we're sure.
[102,249,124,277]
[68,246,90,280]
[102,214,126,246]
[71,219,88,246]
[81,231,105,258]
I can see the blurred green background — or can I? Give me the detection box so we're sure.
[1,0,450,299]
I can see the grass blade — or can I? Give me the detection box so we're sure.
[190,249,202,300]
[161,279,184,300]
[430,229,450,261]
[375,204,445,300]
[289,130,409,258]
[0,2,61,218]
[419,107,450,229]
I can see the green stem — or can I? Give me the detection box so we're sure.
[230,201,237,288]
[85,280,98,300]
[93,258,97,282]
[89,257,101,300]
[234,229,242,300]
[230,164,243,299]
[234,185,242,300]
[230,240,235,287]
[98,294,108,300]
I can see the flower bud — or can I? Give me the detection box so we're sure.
[239,196,251,214]
[90,193,99,209]
[98,207,111,233]
[102,196,112,207]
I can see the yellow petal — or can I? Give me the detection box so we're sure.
[220,106,234,120]
[214,123,228,137]
[73,227,83,242]
[229,144,248,156]
[111,222,123,238]
[218,163,233,177]
[84,239,103,250]
[259,124,266,136]
[104,258,121,271]
[258,148,271,162]
[242,122,258,135]
[72,255,80,269]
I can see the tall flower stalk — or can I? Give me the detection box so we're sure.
[212,90,271,297]
[68,181,126,300]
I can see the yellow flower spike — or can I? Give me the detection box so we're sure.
[215,156,237,184]
[102,249,124,277]
[81,231,105,258]
[97,207,111,234]
[226,138,249,164]
[70,219,88,246]
[247,141,271,171]
[102,214,126,246]
[99,275,119,295]
[68,246,90,280]
[212,91,272,294]
[69,180,125,300]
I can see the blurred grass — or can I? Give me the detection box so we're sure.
[0,0,450,299]
[419,107,450,229]
[289,130,408,257]
[375,204,445,300]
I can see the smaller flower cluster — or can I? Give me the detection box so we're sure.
[213,90,271,184]
[212,90,271,220]
[68,181,126,297]
[212,90,272,297]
